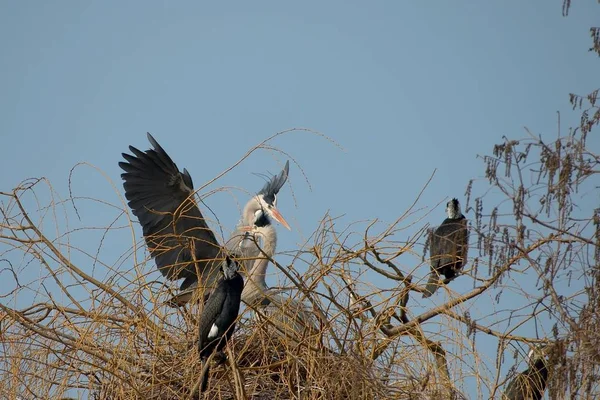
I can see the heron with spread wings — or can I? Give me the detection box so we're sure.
[119,133,291,304]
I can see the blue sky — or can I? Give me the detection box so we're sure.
[1,1,598,398]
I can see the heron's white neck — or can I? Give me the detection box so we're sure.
[257,225,277,258]
[241,224,277,302]
[242,196,259,225]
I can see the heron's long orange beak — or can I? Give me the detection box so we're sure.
[269,207,291,230]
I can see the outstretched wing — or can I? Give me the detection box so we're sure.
[119,133,223,290]
[430,217,469,270]
[166,229,254,306]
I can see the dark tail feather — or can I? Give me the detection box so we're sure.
[200,364,210,395]
[192,362,210,399]
[423,271,440,298]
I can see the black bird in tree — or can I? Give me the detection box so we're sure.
[423,198,469,298]
[118,133,290,302]
[196,257,244,394]
[502,344,550,400]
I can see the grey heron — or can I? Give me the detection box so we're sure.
[197,257,244,394]
[502,344,550,400]
[423,198,469,298]
[118,133,291,303]
[166,183,289,307]
[241,213,318,338]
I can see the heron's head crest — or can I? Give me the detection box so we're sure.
[245,161,291,230]
[257,160,290,206]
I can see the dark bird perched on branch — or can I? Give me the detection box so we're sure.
[423,198,469,298]
[118,133,290,303]
[502,344,550,400]
[196,257,244,394]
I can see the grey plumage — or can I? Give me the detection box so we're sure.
[224,207,274,271]
[423,198,469,298]
[502,346,549,400]
[167,161,290,306]
[242,219,319,338]
[169,225,263,307]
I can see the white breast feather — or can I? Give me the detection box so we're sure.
[208,323,219,339]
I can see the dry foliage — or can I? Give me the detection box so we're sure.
[1,97,598,399]
[1,5,599,400]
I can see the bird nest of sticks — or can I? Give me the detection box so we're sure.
[1,284,397,400]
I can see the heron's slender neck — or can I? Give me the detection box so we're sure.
[242,197,259,225]
[241,224,277,302]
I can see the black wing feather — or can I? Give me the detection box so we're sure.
[424,216,469,298]
[430,217,469,270]
[503,358,548,400]
[198,283,228,356]
[198,275,244,358]
[120,133,223,289]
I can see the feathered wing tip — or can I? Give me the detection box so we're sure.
[423,270,440,298]
[145,132,169,160]
[258,160,290,199]
[165,292,193,308]
[165,284,200,307]
[143,132,196,189]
